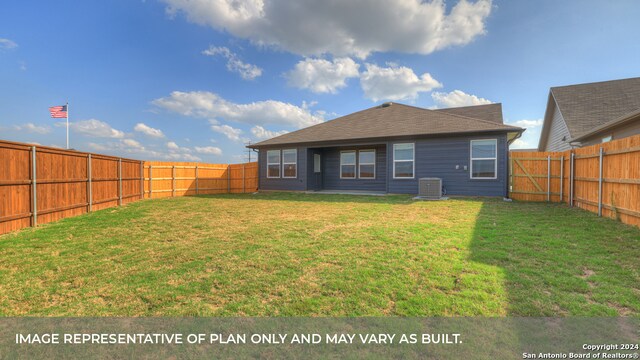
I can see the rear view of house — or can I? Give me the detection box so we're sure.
[539,77,640,151]
[248,102,523,196]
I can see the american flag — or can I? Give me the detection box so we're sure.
[49,105,68,118]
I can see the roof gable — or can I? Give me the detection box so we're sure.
[550,77,640,139]
[251,102,521,147]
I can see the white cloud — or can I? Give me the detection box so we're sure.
[250,125,288,139]
[211,123,243,141]
[507,119,543,150]
[194,146,223,155]
[87,142,108,151]
[431,90,493,108]
[152,91,324,128]
[512,119,543,128]
[166,153,202,161]
[134,123,165,138]
[13,123,51,134]
[202,45,263,80]
[163,0,492,58]
[0,38,17,50]
[510,138,531,149]
[360,63,441,101]
[88,139,204,161]
[286,57,359,93]
[122,139,144,150]
[68,119,125,138]
[166,140,195,155]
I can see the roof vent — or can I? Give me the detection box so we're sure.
[381,102,392,108]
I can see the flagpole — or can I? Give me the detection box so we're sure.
[66,101,69,149]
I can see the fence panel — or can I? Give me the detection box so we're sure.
[510,134,640,227]
[1,139,259,235]
[143,161,258,198]
[0,143,31,234]
[0,140,143,235]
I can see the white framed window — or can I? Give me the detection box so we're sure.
[470,139,497,179]
[314,154,321,173]
[266,150,281,178]
[602,135,612,143]
[340,151,356,179]
[282,149,297,178]
[358,149,375,179]
[393,143,414,179]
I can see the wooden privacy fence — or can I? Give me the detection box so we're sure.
[0,140,144,235]
[143,161,258,198]
[0,139,259,235]
[509,134,640,227]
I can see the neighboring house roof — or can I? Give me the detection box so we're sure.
[539,77,640,149]
[249,102,522,148]
[571,107,640,142]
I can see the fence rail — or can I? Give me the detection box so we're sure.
[143,161,258,198]
[509,134,640,227]
[0,139,258,235]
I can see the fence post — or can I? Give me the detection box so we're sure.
[559,156,564,203]
[172,165,176,197]
[243,163,246,193]
[31,146,37,227]
[149,165,153,199]
[88,154,92,212]
[569,152,574,207]
[598,147,604,216]
[547,155,551,202]
[227,164,230,193]
[195,164,199,195]
[118,158,122,206]
[140,161,144,199]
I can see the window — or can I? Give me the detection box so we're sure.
[602,135,612,143]
[470,139,497,179]
[267,150,281,178]
[314,154,321,173]
[358,149,375,179]
[282,149,297,178]
[340,151,356,179]
[393,143,414,178]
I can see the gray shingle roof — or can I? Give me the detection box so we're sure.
[551,77,640,139]
[250,102,521,147]
[435,103,503,124]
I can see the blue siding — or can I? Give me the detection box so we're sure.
[256,133,508,196]
[387,134,508,196]
[321,145,387,192]
[258,146,307,191]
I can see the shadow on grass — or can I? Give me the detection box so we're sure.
[469,200,640,316]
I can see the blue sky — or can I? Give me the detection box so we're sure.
[1,0,639,162]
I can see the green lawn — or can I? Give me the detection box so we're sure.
[0,193,638,316]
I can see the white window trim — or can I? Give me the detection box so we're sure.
[392,143,415,179]
[340,150,357,179]
[358,149,376,179]
[282,149,297,178]
[266,149,281,179]
[470,139,498,180]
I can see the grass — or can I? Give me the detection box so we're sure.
[0,192,638,316]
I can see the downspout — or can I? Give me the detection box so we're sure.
[252,148,260,192]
